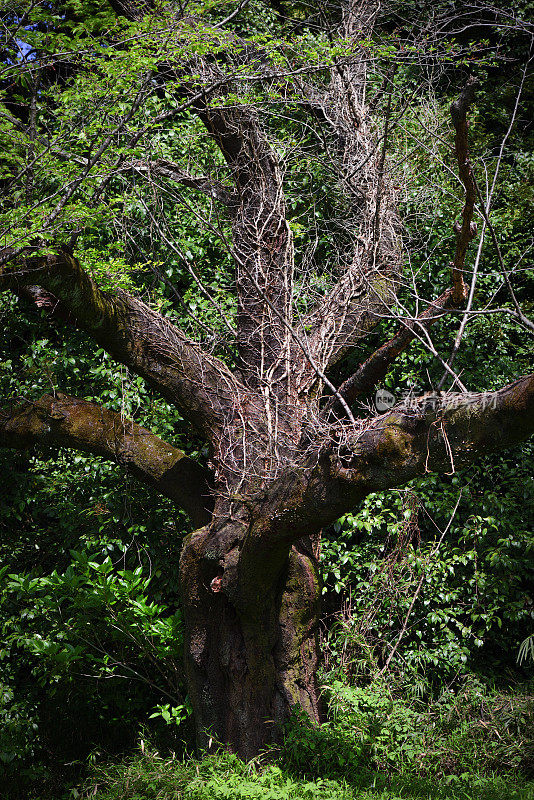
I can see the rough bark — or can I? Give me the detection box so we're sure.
[182,376,533,754]
[0,393,213,527]
[0,250,243,441]
[179,523,321,758]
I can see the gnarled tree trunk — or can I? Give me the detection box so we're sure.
[1,0,534,764]
[179,522,321,758]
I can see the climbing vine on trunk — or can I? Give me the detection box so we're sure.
[1,0,533,758]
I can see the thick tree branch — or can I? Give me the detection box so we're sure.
[294,77,477,398]
[338,375,534,499]
[0,250,242,440]
[328,375,534,517]
[252,375,534,543]
[151,14,297,389]
[291,11,401,391]
[196,101,294,390]
[0,393,213,526]
[119,3,296,390]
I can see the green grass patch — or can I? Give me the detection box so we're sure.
[78,748,534,800]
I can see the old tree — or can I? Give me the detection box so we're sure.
[1,0,533,758]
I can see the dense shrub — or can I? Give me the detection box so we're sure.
[281,676,534,781]
[320,444,534,687]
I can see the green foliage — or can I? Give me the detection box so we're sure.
[78,740,534,800]
[79,749,354,800]
[0,395,192,790]
[0,539,190,783]
[317,676,534,780]
[4,548,185,684]
[279,662,534,789]
[1,0,533,797]
[320,447,534,684]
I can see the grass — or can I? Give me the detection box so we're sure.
[75,748,534,800]
[10,674,533,799]
[73,675,534,800]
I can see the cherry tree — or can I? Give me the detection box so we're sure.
[1,0,533,757]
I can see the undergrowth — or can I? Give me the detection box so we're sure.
[74,672,534,800]
[78,746,534,800]
[280,673,534,781]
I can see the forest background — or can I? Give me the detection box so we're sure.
[0,0,533,797]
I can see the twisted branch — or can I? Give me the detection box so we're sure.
[0,393,213,526]
[0,250,242,440]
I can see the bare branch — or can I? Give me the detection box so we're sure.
[440,56,531,383]
[327,287,457,413]
[449,75,479,303]
[123,159,234,204]
[472,174,534,333]
[107,0,155,21]
[323,78,482,411]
